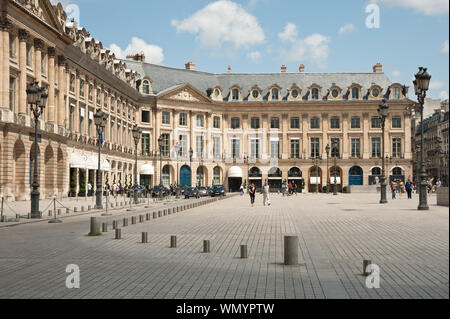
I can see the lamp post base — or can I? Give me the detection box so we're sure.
[30,189,41,219]
[48,219,63,224]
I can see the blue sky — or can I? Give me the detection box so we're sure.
[53,0,449,100]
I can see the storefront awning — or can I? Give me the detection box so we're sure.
[69,153,110,171]
[228,166,242,178]
[140,164,155,175]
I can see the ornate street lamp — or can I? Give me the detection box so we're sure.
[94,109,107,210]
[325,144,330,194]
[332,141,338,195]
[378,99,389,204]
[27,82,48,219]
[189,147,194,187]
[132,125,141,205]
[414,67,432,211]
[158,135,164,200]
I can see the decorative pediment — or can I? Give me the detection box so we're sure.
[13,0,65,33]
[158,84,211,103]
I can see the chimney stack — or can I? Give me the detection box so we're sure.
[185,61,195,71]
[299,64,305,73]
[227,65,232,73]
[126,53,145,62]
[373,62,383,73]
[281,65,287,73]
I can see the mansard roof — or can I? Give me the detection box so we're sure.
[123,60,396,102]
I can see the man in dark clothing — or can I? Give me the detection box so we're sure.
[249,183,256,207]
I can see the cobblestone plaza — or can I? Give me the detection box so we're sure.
[0,193,448,299]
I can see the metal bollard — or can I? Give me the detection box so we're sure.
[363,260,372,276]
[203,240,211,253]
[240,245,248,259]
[66,208,70,214]
[115,228,122,239]
[123,218,128,227]
[89,217,101,236]
[48,210,52,217]
[163,209,167,216]
[168,208,172,215]
[74,207,78,213]
[170,236,177,248]
[102,222,108,233]
[284,236,299,266]
[132,216,137,224]
[87,205,91,211]
[142,232,148,244]
[81,206,85,212]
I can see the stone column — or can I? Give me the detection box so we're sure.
[404,112,412,160]
[206,112,212,160]
[74,70,80,134]
[190,111,195,154]
[363,112,370,159]
[262,114,269,160]
[18,29,29,116]
[172,109,177,148]
[0,18,11,111]
[57,56,66,128]
[222,114,228,160]
[280,114,287,160]
[242,114,248,159]
[342,113,349,159]
[34,39,43,86]
[47,47,56,124]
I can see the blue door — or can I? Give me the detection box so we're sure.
[180,165,191,186]
[349,166,363,186]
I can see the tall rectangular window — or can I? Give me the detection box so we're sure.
[96,89,101,104]
[351,138,361,158]
[196,115,204,128]
[88,85,93,101]
[251,117,260,129]
[372,137,381,158]
[141,110,150,123]
[179,135,188,157]
[162,111,170,124]
[371,117,381,129]
[270,140,279,158]
[392,137,402,158]
[352,87,359,99]
[232,89,239,100]
[330,117,340,129]
[290,117,300,129]
[351,117,361,129]
[271,117,280,129]
[231,138,240,159]
[9,77,15,112]
[213,137,221,159]
[9,34,15,59]
[141,133,150,156]
[69,74,75,92]
[179,113,187,126]
[88,118,92,137]
[161,133,170,157]
[26,43,32,67]
[311,138,320,158]
[196,135,204,158]
[250,139,260,158]
[79,109,84,134]
[393,87,400,99]
[331,138,340,158]
[79,79,85,97]
[290,139,300,158]
[392,116,402,128]
[213,116,220,129]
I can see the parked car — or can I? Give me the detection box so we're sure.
[185,187,199,199]
[198,186,209,197]
[152,185,170,198]
[211,185,226,197]
[127,185,145,198]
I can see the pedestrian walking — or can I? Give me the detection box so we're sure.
[391,179,397,200]
[281,181,286,197]
[406,180,413,199]
[263,181,271,206]
[398,180,404,199]
[249,183,256,207]
[240,184,244,196]
[87,182,92,197]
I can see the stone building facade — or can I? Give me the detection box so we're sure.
[0,0,415,201]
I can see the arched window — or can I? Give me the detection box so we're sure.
[162,165,170,186]
[196,166,204,187]
[393,167,403,176]
[249,167,262,178]
[372,167,381,176]
[232,89,239,101]
[311,88,319,100]
[288,167,302,178]
[213,166,221,185]
[268,167,282,178]
[143,80,150,94]
[352,87,359,99]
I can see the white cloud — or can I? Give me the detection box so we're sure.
[278,23,298,43]
[371,0,449,15]
[279,23,331,69]
[392,70,401,78]
[441,40,449,56]
[338,24,356,35]
[171,0,265,50]
[429,81,445,90]
[109,37,164,65]
[439,91,449,101]
[247,51,261,62]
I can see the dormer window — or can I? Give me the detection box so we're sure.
[232,88,239,101]
[291,89,299,98]
[272,88,279,100]
[393,87,400,99]
[143,80,150,94]
[252,90,259,98]
[331,89,339,98]
[311,88,319,100]
[372,88,379,97]
[214,89,220,97]
[352,87,359,99]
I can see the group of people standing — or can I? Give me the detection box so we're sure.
[390,179,413,199]
[242,182,271,207]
